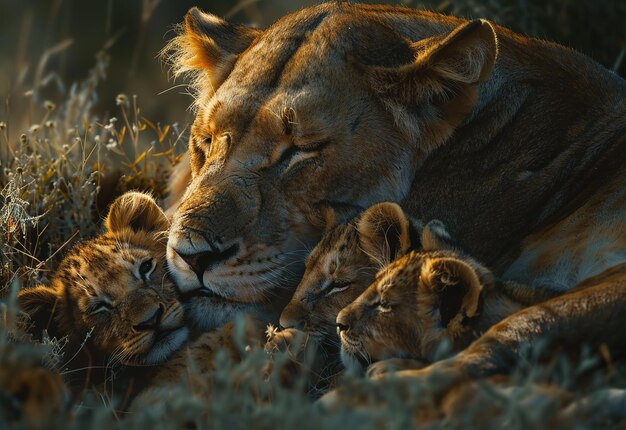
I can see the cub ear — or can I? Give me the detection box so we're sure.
[421,257,483,331]
[364,19,498,148]
[105,192,169,234]
[357,202,419,267]
[17,286,60,336]
[421,219,457,251]
[163,7,261,95]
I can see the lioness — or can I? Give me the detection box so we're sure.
[162,2,626,375]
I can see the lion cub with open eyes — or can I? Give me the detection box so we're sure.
[336,244,557,378]
[265,203,458,387]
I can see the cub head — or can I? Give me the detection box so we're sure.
[18,192,189,366]
[279,202,421,342]
[337,250,493,373]
[163,4,498,328]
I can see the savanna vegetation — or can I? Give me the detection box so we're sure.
[1,0,625,428]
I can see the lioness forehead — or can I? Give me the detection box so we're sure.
[202,8,407,139]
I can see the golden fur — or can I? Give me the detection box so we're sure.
[162,2,626,338]
[161,2,626,393]
[337,249,526,374]
[18,192,189,372]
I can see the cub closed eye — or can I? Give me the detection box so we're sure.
[378,300,392,313]
[138,258,156,281]
[369,299,392,312]
[89,301,113,315]
[324,280,351,297]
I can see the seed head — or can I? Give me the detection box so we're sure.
[115,94,128,106]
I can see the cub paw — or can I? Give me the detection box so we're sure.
[366,358,428,380]
[264,326,308,358]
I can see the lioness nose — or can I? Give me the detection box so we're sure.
[175,244,240,282]
[133,304,164,332]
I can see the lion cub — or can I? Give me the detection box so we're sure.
[336,248,531,375]
[18,192,263,405]
[265,203,456,387]
[18,192,188,371]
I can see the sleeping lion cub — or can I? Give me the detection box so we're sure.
[18,192,261,406]
[265,202,458,389]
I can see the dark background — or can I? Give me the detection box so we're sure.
[1,0,625,138]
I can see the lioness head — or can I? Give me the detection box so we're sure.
[18,192,188,366]
[163,4,497,328]
[279,202,421,342]
[337,249,493,373]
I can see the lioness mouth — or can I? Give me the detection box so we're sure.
[145,326,189,365]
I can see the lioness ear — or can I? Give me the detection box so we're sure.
[365,19,497,148]
[357,202,417,266]
[17,286,60,336]
[421,257,483,331]
[105,192,169,234]
[164,7,260,94]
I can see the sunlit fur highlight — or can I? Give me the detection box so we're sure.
[18,192,188,369]
[337,249,530,373]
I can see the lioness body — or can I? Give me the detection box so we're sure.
[164,2,626,328]
[163,3,626,387]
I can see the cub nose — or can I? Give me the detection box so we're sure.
[174,244,240,282]
[279,316,305,331]
[133,304,164,332]
[336,310,353,333]
[279,304,306,330]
